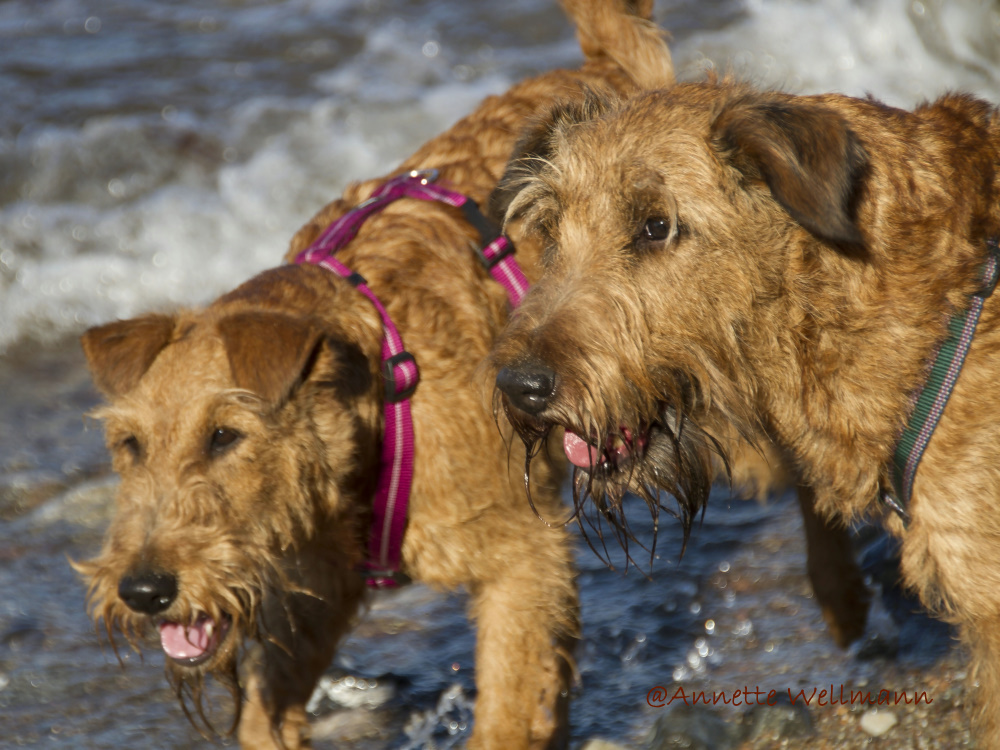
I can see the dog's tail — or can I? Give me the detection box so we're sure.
[561,0,675,89]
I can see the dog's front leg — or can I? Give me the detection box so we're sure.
[467,546,578,750]
[238,549,365,749]
[961,622,1000,745]
[239,657,311,750]
[898,494,1000,745]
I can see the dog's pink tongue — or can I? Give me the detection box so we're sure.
[159,618,212,660]
[563,430,601,469]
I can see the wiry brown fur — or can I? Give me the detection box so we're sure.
[74,2,675,748]
[489,78,1000,741]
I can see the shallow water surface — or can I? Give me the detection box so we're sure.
[1,0,996,746]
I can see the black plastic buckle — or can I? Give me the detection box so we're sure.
[475,236,515,271]
[383,351,418,403]
[976,237,1000,299]
[346,271,367,287]
[459,200,509,262]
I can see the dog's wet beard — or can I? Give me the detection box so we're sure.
[162,583,263,739]
[168,653,242,739]
[166,566,329,739]
[85,558,313,740]
[503,395,722,573]
[87,602,244,739]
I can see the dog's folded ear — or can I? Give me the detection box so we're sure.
[217,311,324,406]
[81,314,176,398]
[712,94,868,253]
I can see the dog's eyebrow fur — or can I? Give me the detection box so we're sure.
[506,172,562,233]
[620,170,679,240]
[490,87,622,228]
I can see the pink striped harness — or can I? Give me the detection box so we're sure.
[294,169,528,587]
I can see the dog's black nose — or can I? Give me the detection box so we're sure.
[118,571,178,615]
[496,363,556,415]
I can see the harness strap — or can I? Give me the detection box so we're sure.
[294,169,527,586]
[403,170,529,305]
[884,236,1000,523]
[294,252,417,587]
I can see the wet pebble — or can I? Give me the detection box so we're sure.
[306,671,398,712]
[398,682,474,747]
[311,707,390,743]
[860,708,898,737]
[745,692,813,741]
[644,704,745,750]
[581,740,632,750]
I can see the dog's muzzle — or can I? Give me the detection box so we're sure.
[118,568,232,667]
[497,362,653,475]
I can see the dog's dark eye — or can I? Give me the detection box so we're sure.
[641,217,672,242]
[120,435,141,458]
[208,428,242,456]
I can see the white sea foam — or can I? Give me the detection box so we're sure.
[0,0,997,352]
[0,74,512,351]
[676,0,999,105]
